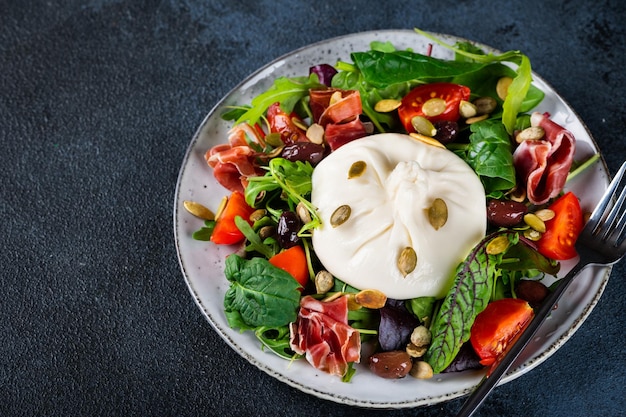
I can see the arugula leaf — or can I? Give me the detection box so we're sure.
[223,255,301,329]
[463,118,516,197]
[255,326,299,359]
[502,54,532,134]
[424,232,511,373]
[235,74,324,126]
[245,158,320,230]
[234,215,276,259]
[192,219,215,241]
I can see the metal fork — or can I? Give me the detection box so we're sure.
[456,160,626,417]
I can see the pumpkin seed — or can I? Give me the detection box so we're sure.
[472,96,497,115]
[306,123,325,144]
[264,132,283,147]
[249,208,267,222]
[496,76,513,100]
[524,213,546,233]
[486,235,510,255]
[322,292,343,302]
[459,100,477,118]
[524,228,542,241]
[428,198,448,230]
[291,117,308,131]
[465,114,489,124]
[534,208,555,222]
[329,91,343,105]
[508,186,526,202]
[258,225,276,240]
[348,160,367,179]
[330,205,351,227]
[409,132,445,149]
[409,360,434,379]
[374,99,401,113]
[183,201,215,220]
[214,196,228,220]
[355,289,387,309]
[398,246,418,277]
[314,270,334,294]
[516,126,545,143]
[296,201,312,224]
[411,116,437,137]
[422,97,446,117]
[346,293,361,311]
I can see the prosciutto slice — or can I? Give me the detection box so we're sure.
[205,123,266,193]
[513,112,576,205]
[309,88,367,150]
[289,295,361,377]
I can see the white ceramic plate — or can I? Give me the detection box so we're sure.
[174,30,612,408]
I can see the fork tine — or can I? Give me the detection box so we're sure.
[589,161,626,236]
[600,184,626,241]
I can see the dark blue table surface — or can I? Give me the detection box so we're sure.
[2,1,625,416]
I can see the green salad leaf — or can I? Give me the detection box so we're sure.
[223,254,301,329]
[234,74,324,126]
[350,50,486,88]
[462,118,516,198]
[424,232,507,373]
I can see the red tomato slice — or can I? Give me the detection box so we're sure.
[537,192,584,260]
[397,82,471,133]
[269,245,309,289]
[267,102,307,144]
[470,298,534,366]
[210,191,255,245]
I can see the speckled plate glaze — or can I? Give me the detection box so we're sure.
[174,30,612,408]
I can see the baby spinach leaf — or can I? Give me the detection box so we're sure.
[424,232,511,374]
[464,119,516,197]
[223,254,301,329]
[350,50,486,88]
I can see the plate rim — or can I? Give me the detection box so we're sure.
[173,29,613,408]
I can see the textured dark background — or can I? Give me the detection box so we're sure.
[1,1,625,416]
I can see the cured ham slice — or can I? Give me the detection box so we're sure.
[289,295,361,377]
[513,112,576,205]
[309,88,368,150]
[205,124,266,193]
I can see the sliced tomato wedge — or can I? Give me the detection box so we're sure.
[267,102,307,144]
[397,82,471,133]
[210,191,256,245]
[470,298,534,367]
[269,245,309,289]
[537,191,584,260]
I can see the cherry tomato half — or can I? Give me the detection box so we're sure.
[210,191,256,245]
[470,298,534,366]
[269,245,309,289]
[537,192,584,260]
[397,83,471,133]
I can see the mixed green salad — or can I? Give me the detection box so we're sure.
[185,29,595,382]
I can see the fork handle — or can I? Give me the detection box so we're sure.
[455,260,587,417]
